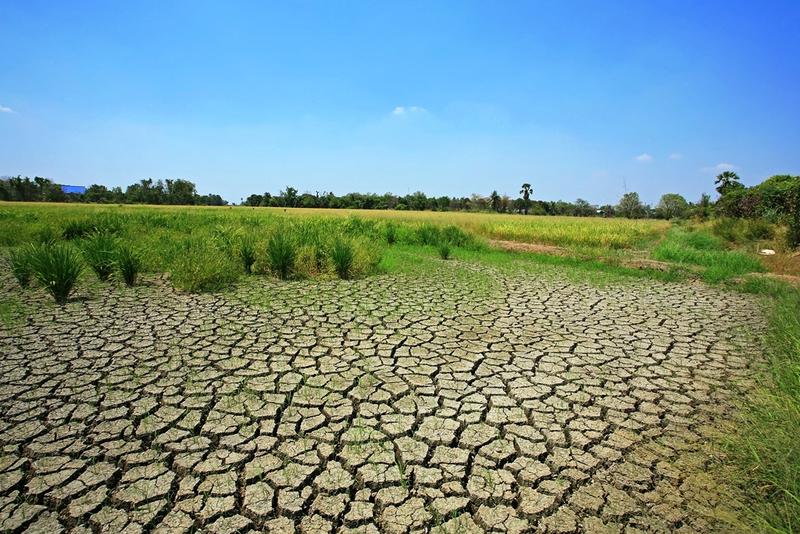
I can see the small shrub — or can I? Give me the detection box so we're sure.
[116,245,142,286]
[266,232,296,279]
[238,234,257,274]
[9,245,35,288]
[170,241,238,292]
[438,242,452,260]
[81,232,118,281]
[28,243,83,304]
[330,237,355,279]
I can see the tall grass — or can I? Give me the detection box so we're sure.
[265,232,296,279]
[330,237,355,279]
[28,242,83,304]
[9,244,35,288]
[724,285,800,532]
[81,231,118,281]
[116,245,142,286]
[652,228,765,283]
[237,234,257,274]
[170,240,238,292]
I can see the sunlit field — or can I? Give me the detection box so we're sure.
[259,206,671,249]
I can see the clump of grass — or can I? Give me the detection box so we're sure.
[28,242,83,304]
[265,232,296,280]
[36,226,59,244]
[384,223,397,245]
[723,285,800,532]
[116,245,142,286]
[330,237,355,279]
[62,218,95,240]
[652,228,764,283]
[237,234,257,274]
[81,232,118,281]
[9,244,35,288]
[712,217,775,243]
[170,240,238,292]
[438,242,452,260]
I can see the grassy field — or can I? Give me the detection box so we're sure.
[1,201,797,532]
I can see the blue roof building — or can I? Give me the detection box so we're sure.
[60,185,87,194]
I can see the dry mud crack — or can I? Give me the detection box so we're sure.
[0,261,763,533]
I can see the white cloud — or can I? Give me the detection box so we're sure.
[392,105,427,116]
[635,153,653,162]
[0,105,13,113]
[669,153,683,160]
[700,162,738,174]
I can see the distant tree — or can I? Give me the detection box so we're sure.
[490,190,501,212]
[520,183,533,215]
[244,194,263,207]
[617,192,646,219]
[715,171,744,196]
[165,179,197,205]
[656,193,689,219]
[573,199,595,217]
[280,186,298,208]
[85,184,111,203]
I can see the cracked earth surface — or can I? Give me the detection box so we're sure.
[0,260,763,533]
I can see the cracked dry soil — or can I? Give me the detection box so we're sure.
[0,260,763,533]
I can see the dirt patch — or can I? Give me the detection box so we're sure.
[488,239,567,255]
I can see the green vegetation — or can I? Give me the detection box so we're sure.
[237,234,257,274]
[27,242,83,304]
[9,244,34,288]
[265,232,297,280]
[116,245,142,286]
[437,242,451,260]
[652,227,765,283]
[81,231,118,281]
[170,239,239,292]
[723,282,800,533]
[330,237,355,279]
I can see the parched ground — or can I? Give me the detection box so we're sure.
[0,260,763,533]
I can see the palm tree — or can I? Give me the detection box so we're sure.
[520,183,533,215]
[715,171,743,196]
[490,190,501,212]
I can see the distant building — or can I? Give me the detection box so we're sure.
[60,185,86,194]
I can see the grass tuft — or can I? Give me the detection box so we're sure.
[237,234,257,274]
[265,232,296,279]
[438,242,452,260]
[9,244,35,288]
[28,242,83,304]
[81,231,118,281]
[116,244,142,286]
[170,240,238,292]
[330,237,355,279]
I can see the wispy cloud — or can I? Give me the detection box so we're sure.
[702,162,737,173]
[669,153,683,160]
[635,153,653,162]
[0,105,13,113]
[392,105,427,116]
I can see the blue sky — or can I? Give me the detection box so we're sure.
[2,1,799,205]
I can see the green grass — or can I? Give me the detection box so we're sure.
[9,244,35,288]
[169,239,238,292]
[652,227,765,283]
[330,237,355,279]
[116,244,142,286]
[81,231,118,281]
[721,282,800,533]
[0,295,26,329]
[27,242,84,304]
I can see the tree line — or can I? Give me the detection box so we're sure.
[0,177,226,206]
[1,173,797,227]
